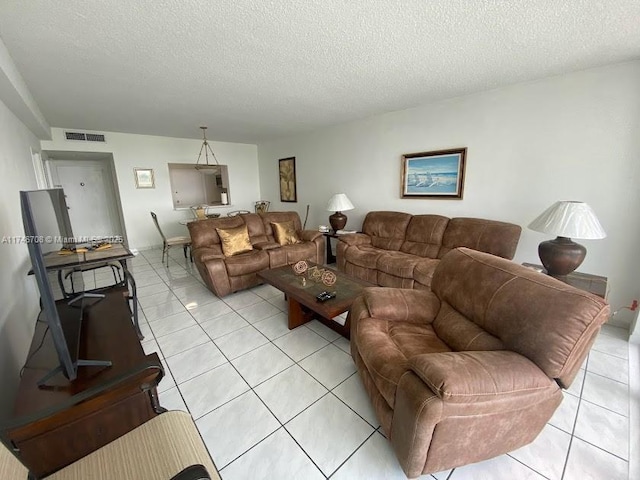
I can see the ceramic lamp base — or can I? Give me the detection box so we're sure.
[538,236,586,276]
[329,212,347,231]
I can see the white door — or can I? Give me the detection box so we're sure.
[49,160,122,241]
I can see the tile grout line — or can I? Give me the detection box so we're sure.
[151,271,367,477]
[142,250,632,479]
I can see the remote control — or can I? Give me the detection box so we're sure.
[316,291,337,302]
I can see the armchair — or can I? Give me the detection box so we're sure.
[349,247,609,477]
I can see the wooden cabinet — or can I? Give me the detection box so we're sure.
[1,290,164,479]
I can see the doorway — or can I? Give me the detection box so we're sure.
[45,153,126,243]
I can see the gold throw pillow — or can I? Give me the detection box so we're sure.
[272,221,301,246]
[216,225,253,257]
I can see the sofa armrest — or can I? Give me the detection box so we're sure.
[192,247,224,263]
[362,287,440,324]
[299,230,322,242]
[253,241,280,251]
[410,351,556,403]
[338,233,371,246]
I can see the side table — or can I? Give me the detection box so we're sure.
[522,263,608,299]
[323,232,339,264]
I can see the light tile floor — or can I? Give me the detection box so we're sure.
[123,248,632,479]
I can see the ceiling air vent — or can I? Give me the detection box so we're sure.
[64,131,106,142]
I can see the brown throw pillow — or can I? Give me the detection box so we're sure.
[216,225,253,256]
[271,221,301,246]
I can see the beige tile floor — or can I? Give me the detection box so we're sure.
[113,248,632,479]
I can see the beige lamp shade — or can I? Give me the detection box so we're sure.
[326,193,354,231]
[326,194,354,212]
[528,201,606,239]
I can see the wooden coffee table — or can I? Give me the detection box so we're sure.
[257,263,374,338]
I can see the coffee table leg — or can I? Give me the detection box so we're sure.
[288,297,314,329]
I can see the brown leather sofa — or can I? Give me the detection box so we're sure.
[188,212,323,297]
[337,211,521,289]
[349,247,609,477]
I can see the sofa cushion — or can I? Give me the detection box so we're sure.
[355,317,450,408]
[377,251,422,279]
[223,250,269,276]
[216,225,253,256]
[413,258,441,289]
[400,215,449,258]
[271,221,301,246]
[362,211,412,251]
[267,241,318,268]
[437,218,522,260]
[260,211,302,241]
[345,245,385,269]
[242,213,270,244]
[433,302,505,351]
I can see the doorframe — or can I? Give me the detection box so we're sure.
[42,152,128,246]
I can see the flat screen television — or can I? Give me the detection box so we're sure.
[20,188,110,385]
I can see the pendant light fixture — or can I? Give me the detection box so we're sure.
[195,126,219,170]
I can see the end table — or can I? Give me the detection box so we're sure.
[522,263,607,299]
[323,231,339,264]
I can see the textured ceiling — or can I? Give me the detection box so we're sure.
[0,0,638,143]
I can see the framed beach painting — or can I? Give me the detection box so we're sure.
[401,148,467,199]
[134,168,155,189]
[279,157,297,202]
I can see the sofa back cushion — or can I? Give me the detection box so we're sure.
[437,218,521,260]
[400,215,450,258]
[362,211,412,251]
[241,213,269,243]
[431,248,610,388]
[260,212,302,243]
[188,216,244,250]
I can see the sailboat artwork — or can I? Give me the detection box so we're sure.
[401,148,467,199]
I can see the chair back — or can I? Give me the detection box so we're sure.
[254,201,270,213]
[431,247,609,388]
[191,205,207,219]
[150,212,167,243]
[227,210,251,217]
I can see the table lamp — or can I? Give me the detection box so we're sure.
[528,201,606,276]
[326,193,354,231]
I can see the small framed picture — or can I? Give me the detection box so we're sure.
[134,168,155,189]
[279,157,297,202]
[401,148,467,199]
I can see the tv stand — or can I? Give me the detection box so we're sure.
[1,289,164,479]
[67,291,105,306]
[36,359,113,388]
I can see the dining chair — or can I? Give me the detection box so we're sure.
[254,201,270,213]
[226,210,251,217]
[150,212,192,266]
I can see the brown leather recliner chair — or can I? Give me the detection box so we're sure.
[349,247,609,478]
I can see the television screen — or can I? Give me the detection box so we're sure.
[20,188,111,385]
[21,189,80,382]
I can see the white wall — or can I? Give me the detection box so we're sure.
[0,99,41,418]
[41,129,259,250]
[258,60,640,328]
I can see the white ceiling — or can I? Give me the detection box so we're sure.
[0,0,638,144]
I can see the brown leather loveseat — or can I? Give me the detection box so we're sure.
[349,247,609,477]
[337,211,521,289]
[188,212,323,297]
